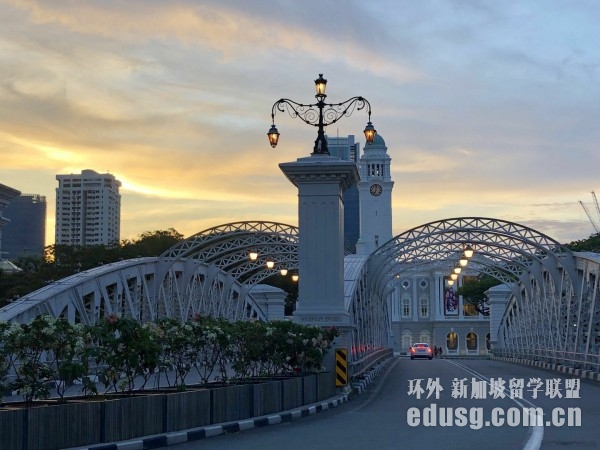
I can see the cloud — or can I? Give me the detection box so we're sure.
[1,0,599,247]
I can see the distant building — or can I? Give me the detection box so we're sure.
[352,133,490,356]
[3,194,47,258]
[0,183,21,257]
[55,170,121,246]
[356,133,394,255]
[389,265,491,357]
[326,135,360,254]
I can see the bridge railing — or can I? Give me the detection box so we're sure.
[350,347,393,380]
[493,348,600,372]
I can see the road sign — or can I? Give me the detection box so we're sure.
[335,348,348,386]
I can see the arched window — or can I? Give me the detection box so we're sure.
[447,332,458,351]
[466,332,478,351]
[419,330,431,345]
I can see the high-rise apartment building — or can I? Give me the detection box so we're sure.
[3,194,47,258]
[55,170,121,246]
[326,135,360,254]
[0,183,21,257]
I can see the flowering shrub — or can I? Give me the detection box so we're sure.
[155,318,195,389]
[42,317,90,400]
[276,322,339,373]
[230,321,339,378]
[230,320,269,378]
[90,315,162,394]
[0,315,340,404]
[191,316,232,383]
[0,321,20,402]
[9,316,57,405]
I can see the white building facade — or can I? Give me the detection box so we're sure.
[55,170,121,246]
[389,270,491,356]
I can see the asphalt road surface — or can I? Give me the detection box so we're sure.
[162,358,600,450]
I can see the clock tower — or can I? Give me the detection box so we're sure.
[356,134,394,255]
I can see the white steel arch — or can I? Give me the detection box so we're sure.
[3,217,597,374]
[0,221,392,371]
[369,217,576,294]
[497,252,600,371]
[364,217,600,372]
[0,222,300,325]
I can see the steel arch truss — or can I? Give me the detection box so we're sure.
[160,221,299,285]
[0,222,300,325]
[367,217,586,364]
[154,221,299,322]
[344,255,392,365]
[497,253,600,370]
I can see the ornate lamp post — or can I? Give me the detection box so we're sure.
[274,74,378,366]
[268,74,377,154]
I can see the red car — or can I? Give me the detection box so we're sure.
[410,343,433,360]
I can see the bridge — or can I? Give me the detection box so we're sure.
[2,217,599,377]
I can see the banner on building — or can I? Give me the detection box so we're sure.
[443,277,458,316]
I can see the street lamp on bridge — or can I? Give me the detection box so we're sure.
[268,74,377,155]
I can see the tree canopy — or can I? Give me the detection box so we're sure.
[0,228,299,314]
[565,232,600,253]
[0,229,184,307]
[456,274,501,316]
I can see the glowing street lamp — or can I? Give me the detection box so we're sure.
[464,245,474,258]
[268,74,377,154]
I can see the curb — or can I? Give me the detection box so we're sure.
[490,356,600,383]
[66,394,349,450]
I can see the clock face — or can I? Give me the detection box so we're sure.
[370,184,383,196]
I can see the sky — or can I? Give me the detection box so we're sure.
[1,0,599,246]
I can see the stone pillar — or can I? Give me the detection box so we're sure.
[249,284,286,321]
[486,283,512,350]
[279,155,359,328]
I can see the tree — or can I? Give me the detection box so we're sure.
[90,316,162,393]
[123,228,184,258]
[456,275,501,316]
[0,229,185,306]
[10,316,56,405]
[565,232,600,253]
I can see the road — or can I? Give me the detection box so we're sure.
[162,358,600,450]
